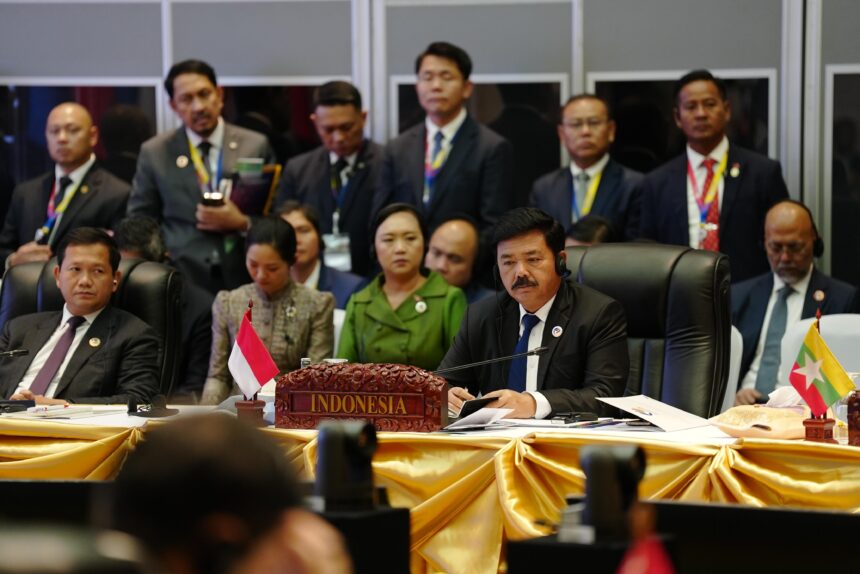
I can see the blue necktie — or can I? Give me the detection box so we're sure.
[507,314,540,392]
[755,286,793,394]
[423,131,445,207]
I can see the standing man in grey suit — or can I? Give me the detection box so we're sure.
[129,59,273,293]
[274,81,382,277]
[372,42,513,237]
[0,102,130,269]
[0,227,159,405]
[530,94,641,238]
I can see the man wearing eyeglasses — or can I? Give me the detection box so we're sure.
[731,200,858,405]
[530,94,641,238]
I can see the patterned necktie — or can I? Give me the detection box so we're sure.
[54,176,73,210]
[754,286,793,395]
[424,131,445,206]
[573,171,590,222]
[700,158,720,251]
[507,314,541,392]
[331,157,349,202]
[29,315,86,396]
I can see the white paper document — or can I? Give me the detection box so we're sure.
[444,407,513,430]
[597,395,710,431]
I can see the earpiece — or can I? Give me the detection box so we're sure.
[555,254,568,277]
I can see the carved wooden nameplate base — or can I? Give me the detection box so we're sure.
[803,417,837,444]
[275,363,448,432]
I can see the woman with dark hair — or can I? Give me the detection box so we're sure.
[337,203,466,371]
[201,217,335,404]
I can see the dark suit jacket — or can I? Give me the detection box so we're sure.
[318,263,363,309]
[274,140,383,277]
[0,165,130,267]
[438,279,629,416]
[631,145,789,282]
[129,123,273,294]
[732,268,860,380]
[0,306,160,404]
[174,280,214,397]
[373,115,513,234]
[529,157,642,238]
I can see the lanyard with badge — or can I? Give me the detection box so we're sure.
[35,178,82,244]
[187,139,228,202]
[423,129,460,199]
[325,144,367,273]
[570,170,603,220]
[686,153,728,241]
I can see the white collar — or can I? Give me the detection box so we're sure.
[426,107,468,144]
[329,150,359,169]
[518,293,558,324]
[55,154,96,184]
[773,264,813,294]
[61,303,105,326]
[570,153,610,179]
[301,260,322,290]
[185,117,225,150]
[686,135,729,167]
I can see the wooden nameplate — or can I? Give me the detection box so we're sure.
[275,363,448,432]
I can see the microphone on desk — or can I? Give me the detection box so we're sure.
[0,349,28,358]
[431,346,548,377]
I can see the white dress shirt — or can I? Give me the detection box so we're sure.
[329,150,359,190]
[425,107,467,165]
[686,136,729,248]
[569,152,610,183]
[14,305,104,398]
[186,117,225,186]
[518,294,557,419]
[300,259,322,290]
[740,265,813,390]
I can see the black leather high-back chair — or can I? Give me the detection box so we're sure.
[0,258,183,396]
[566,243,731,418]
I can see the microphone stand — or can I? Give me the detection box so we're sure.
[432,346,548,377]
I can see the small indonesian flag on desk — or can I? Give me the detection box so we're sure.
[788,321,854,417]
[228,308,279,399]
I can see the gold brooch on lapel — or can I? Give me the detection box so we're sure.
[176,155,189,168]
[414,296,427,314]
[813,290,826,302]
[228,141,238,150]
[88,337,101,348]
[80,185,89,194]
[729,163,741,178]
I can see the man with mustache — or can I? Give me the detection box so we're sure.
[439,207,628,418]
[630,69,789,282]
[731,200,858,405]
[129,59,273,294]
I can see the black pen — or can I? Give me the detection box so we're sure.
[577,419,625,429]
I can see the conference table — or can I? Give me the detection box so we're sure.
[1,409,859,574]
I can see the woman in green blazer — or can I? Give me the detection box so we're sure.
[337,203,466,371]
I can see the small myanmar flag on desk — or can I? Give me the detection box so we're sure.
[788,321,855,417]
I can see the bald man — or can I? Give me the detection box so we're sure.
[0,102,130,268]
[731,200,859,405]
[425,217,493,303]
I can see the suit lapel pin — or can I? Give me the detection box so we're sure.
[88,337,101,348]
[813,290,825,302]
[228,141,238,150]
[286,305,297,319]
[729,163,741,178]
[551,326,563,338]
[80,185,89,194]
[176,155,189,168]
[414,296,427,314]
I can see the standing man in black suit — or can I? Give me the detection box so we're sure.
[0,102,130,269]
[631,70,789,282]
[274,81,381,277]
[0,227,160,405]
[530,94,641,238]
[439,208,628,418]
[129,60,273,294]
[373,41,513,237]
[732,200,858,405]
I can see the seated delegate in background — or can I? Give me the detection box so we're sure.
[278,201,363,309]
[114,215,213,399]
[337,203,466,371]
[564,214,617,247]
[0,227,160,405]
[201,217,334,404]
[424,215,494,304]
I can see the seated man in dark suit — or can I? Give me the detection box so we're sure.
[424,215,493,304]
[274,81,381,277]
[732,200,859,405]
[278,201,362,309]
[0,102,130,269]
[114,215,212,399]
[0,227,160,405]
[373,41,513,237]
[631,69,789,282]
[530,94,641,237]
[440,208,628,418]
[564,214,617,247]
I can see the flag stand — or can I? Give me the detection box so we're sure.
[803,416,837,444]
[234,299,266,427]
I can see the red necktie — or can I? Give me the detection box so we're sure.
[701,158,720,251]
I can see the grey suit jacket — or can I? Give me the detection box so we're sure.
[372,115,513,234]
[0,306,160,404]
[529,157,642,238]
[128,123,273,293]
[0,166,130,267]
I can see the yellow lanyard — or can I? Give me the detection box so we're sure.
[188,139,211,188]
[581,170,603,216]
